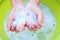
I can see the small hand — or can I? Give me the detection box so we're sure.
[26,3,44,31]
[7,5,25,32]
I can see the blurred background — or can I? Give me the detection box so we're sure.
[0,0,60,40]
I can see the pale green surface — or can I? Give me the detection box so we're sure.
[56,34,60,40]
[0,0,60,40]
[0,37,3,40]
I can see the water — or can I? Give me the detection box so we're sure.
[4,4,56,40]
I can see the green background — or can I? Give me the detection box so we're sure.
[0,0,60,40]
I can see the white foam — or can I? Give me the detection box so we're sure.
[12,8,37,25]
[12,9,26,25]
[4,4,56,40]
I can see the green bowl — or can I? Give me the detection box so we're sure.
[0,0,60,40]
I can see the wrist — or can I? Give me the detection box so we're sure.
[29,0,40,5]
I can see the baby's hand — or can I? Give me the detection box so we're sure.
[26,3,44,31]
[7,5,25,32]
[12,10,26,32]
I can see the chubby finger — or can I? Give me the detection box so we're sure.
[7,14,15,31]
[28,23,37,31]
[11,24,16,31]
[16,24,25,32]
[34,23,40,29]
[7,17,13,31]
[29,25,37,31]
[37,10,44,27]
[38,15,44,27]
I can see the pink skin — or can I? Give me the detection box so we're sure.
[7,0,44,32]
[7,0,25,32]
[26,0,44,31]
[10,0,23,8]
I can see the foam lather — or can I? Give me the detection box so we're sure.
[12,8,37,25]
